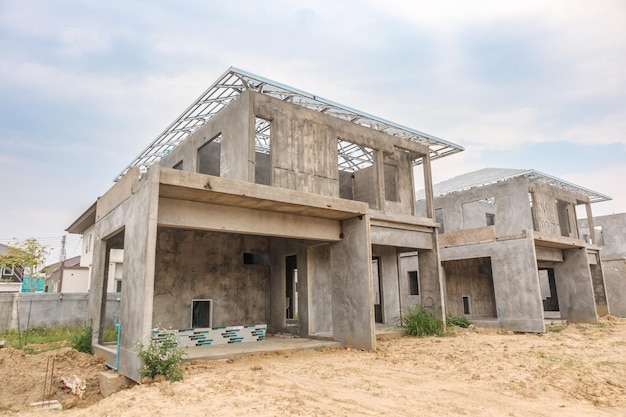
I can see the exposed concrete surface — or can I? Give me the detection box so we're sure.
[81,82,443,383]
[0,293,120,332]
[183,335,341,361]
[580,213,626,317]
[98,371,131,397]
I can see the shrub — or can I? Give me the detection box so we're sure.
[71,325,93,354]
[399,305,443,337]
[446,314,471,328]
[137,332,187,382]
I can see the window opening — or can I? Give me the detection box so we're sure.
[243,252,265,265]
[384,163,398,202]
[254,117,271,185]
[197,133,222,176]
[408,270,419,295]
[337,139,378,208]
[462,197,496,229]
[173,160,183,170]
[435,208,444,234]
[556,199,571,237]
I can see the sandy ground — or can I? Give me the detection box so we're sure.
[1,316,625,417]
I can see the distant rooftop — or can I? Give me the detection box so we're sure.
[417,167,612,204]
[117,67,464,181]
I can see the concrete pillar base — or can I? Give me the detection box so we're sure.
[98,371,132,397]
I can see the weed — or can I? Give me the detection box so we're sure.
[547,325,565,333]
[538,351,583,367]
[0,326,82,351]
[595,361,617,368]
[103,325,119,343]
[399,305,443,337]
[136,332,187,382]
[446,314,471,328]
[71,325,93,354]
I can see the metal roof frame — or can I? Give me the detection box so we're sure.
[116,67,464,181]
[418,168,611,204]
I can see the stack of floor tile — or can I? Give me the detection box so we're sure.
[152,324,267,347]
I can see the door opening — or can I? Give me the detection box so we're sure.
[372,257,383,323]
[539,268,559,312]
[285,255,298,325]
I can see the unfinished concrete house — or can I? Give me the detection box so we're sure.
[73,68,463,381]
[416,167,611,333]
[579,213,626,317]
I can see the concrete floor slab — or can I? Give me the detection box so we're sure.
[184,335,341,361]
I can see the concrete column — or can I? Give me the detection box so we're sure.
[589,255,610,316]
[418,233,446,321]
[421,154,435,219]
[584,203,596,244]
[553,247,598,323]
[308,244,332,334]
[330,216,375,350]
[490,236,545,333]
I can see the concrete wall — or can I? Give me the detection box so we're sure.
[433,177,533,238]
[529,181,581,237]
[330,216,375,349]
[153,228,270,330]
[602,259,626,317]
[308,244,333,334]
[164,90,423,217]
[88,166,160,382]
[441,234,545,332]
[553,248,598,323]
[580,213,626,317]
[442,257,497,318]
[0,292,120,332]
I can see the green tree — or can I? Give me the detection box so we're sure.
[0,238,49,283]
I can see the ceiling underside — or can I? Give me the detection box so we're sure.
[116,67,463,181]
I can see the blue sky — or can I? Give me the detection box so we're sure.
[1,0,625,261]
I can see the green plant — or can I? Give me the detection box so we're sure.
[103,325,119,343]
[547,325,565,333]
[0,325,82,350]
[137,332,187,382]
[399,305,443,337]
[71,325,93,354]
[446,314,471,328]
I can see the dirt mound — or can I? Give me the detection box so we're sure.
[0,346,107,412]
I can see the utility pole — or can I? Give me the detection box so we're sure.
[58,235,66,294]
